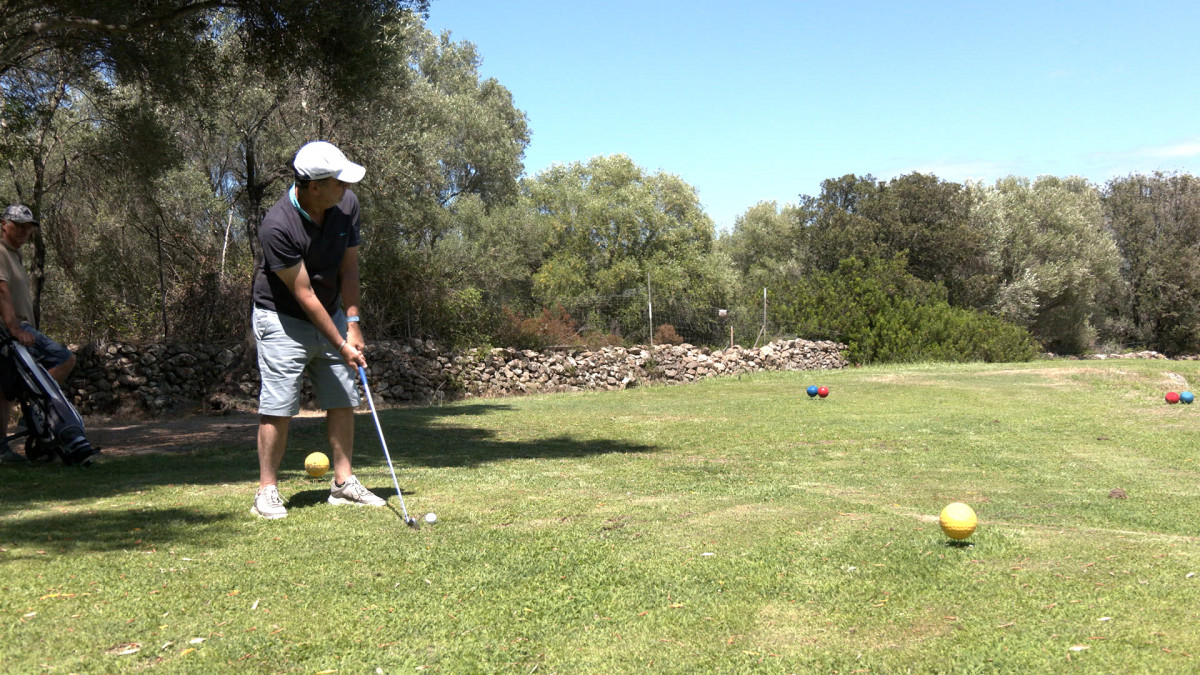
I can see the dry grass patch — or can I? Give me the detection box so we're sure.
[751,602,954,655]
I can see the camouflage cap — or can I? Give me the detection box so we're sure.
[2,205,39,226]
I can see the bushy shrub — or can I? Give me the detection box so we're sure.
[492,304,625,351]
[579,331,624,350]
[775,256,1039,364]
[495,305,579,350]
[654,324,684,345]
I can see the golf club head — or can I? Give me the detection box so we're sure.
[406,516,420,530]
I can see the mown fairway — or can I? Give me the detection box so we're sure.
[2,360,1199,673]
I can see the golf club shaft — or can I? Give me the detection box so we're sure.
[358,366,411,521]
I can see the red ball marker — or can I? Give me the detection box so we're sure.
[1166,391,1180,404]
[817,386,829,398]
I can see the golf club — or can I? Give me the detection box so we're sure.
[358,366,419,529]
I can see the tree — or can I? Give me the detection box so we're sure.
[719,201,810,288]
[2,2,430,341]
[1103,172,1200,354]
[797,174,881,273]
[968,176,1123,354]
[340,23,532,344]
[524,155,732,343]
[1,1,429,99]
[0,50,98,326]
[802,172,992,308]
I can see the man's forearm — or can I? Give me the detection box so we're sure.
[295,290,349,351]
[339,256,363,348]
[0,282,21,334]
[340,267,361,319]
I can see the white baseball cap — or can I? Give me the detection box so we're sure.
[292,141,365,183]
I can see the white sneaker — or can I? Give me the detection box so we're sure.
[251,485,288,519]
[328,475,386,507]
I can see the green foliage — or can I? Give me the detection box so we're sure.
[1103,172,1200,354]
[525,155,734,344]
[527,155,713,269]
[4,14,531,346]
[7,1,1200,358]
[802,173,993,308]
[969,176,1123,354]
[1,1,430,100]
[718,200,809,290]
[340,25,532,346]
[438,286,492,349]
[774,257,1039,364]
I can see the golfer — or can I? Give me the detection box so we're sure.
[250,141,385,519]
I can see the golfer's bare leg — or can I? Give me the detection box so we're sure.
[48,354,75,385]
[327,407,354,484]
[0,396,8,440]
[257,415,291,488]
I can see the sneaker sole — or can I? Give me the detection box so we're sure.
[327,496,386,507]
[250,505,288,519]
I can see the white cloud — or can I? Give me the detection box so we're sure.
[1135,138,1200,159]
[1092,137,1200,163]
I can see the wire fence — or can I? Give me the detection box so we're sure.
[550,287,773,349]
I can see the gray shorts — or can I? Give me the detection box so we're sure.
[19,322,74,370]
[252,306,359,416]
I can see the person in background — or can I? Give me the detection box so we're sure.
[0,205,78,464]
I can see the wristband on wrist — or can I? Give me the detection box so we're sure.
[346,315,360,323]
[338,340,348,352]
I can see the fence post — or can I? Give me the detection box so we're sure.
[753,287,767,348]
[647,270,653,349]
[763,287,767,333]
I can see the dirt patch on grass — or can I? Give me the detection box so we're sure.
[861,373,941,386]
[82,411,325,457]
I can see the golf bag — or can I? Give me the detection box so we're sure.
[0,324,98,466]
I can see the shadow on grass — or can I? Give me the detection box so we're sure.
[283,403,659,470]
[0,507,239,558]
[287,489,422,528]
[0,402,657,509]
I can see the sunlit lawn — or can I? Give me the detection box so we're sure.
[2,359,1199,672]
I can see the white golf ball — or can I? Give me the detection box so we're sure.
[424,512,437,524]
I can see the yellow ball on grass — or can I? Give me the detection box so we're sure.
[939,502,977,540]
[304,452,330,478]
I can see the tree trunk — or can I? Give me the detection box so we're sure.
[155,212,169,339]
[29,154,46,328]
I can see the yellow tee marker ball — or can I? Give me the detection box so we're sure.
[939,502,977,540]
[304,452,330,478]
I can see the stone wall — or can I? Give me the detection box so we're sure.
[66,338,848,416]
[1048,350,1200,361]
[69,343,242,415]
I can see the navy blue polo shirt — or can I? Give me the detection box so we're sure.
[253,188,362,320]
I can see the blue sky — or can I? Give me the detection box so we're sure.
[425,1,1200,231]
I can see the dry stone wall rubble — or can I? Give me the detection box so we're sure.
[66,338,848,415]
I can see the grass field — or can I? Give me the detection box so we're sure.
[2,360,1199,673]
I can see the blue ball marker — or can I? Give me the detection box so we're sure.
[1181,391,1195,404]
[806,385,819,398]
